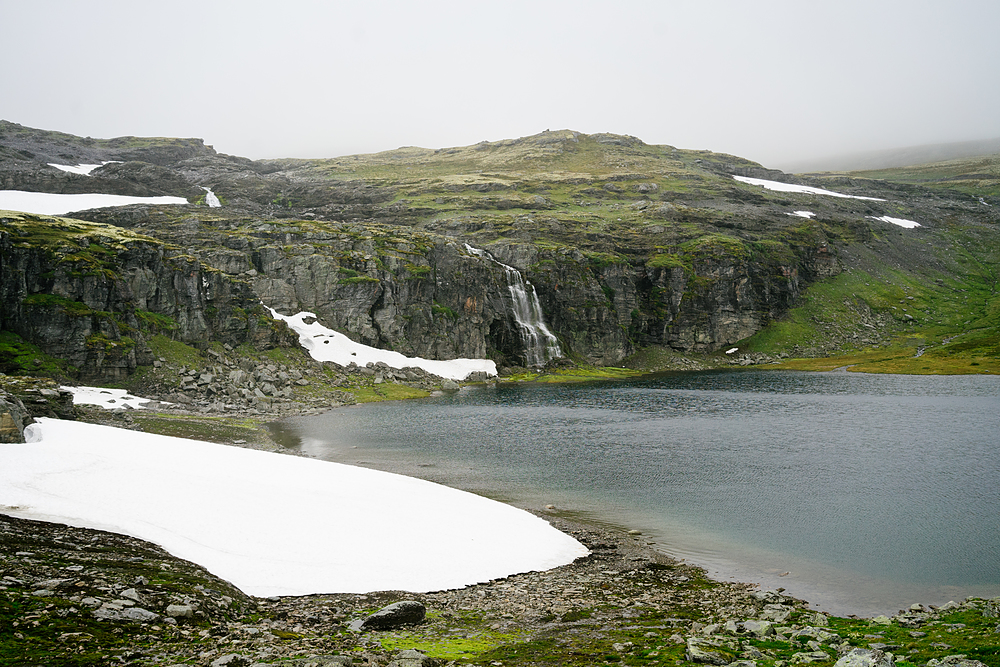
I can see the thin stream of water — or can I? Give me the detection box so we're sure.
[269,370,1000,616]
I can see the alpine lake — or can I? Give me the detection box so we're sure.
[267,369,1000,618]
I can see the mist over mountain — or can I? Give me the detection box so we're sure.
[781,137,1000,174]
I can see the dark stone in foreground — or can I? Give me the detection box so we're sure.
[360,600,426,630]
[0,390,32,443]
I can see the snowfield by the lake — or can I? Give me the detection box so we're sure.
[0,191,189,216]
[732,175,885,201]
[0,418,588,597]
[269,307,498,381]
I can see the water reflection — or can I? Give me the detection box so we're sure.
[268,370,1000,616]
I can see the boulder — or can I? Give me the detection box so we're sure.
[360,600,426,630]
[165,604,195,618]
[386,649,437,667]
[210,654,252,667]
[0,390,32,443]
[834,648,895,667]
[742,620,775,637]
[927,658,987,667]
[761,603,793,622]
[685,637,735,665]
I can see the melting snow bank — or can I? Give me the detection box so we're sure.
[733,175,885,201]
[868,215,921,228]
[0,191,189,216]
[46,161,121,176]
[788,210,816,218]
[269,307,497,381]
[60,386,165,410]
[0,418,588,596]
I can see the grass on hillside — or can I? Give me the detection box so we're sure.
[847,153,1000,197]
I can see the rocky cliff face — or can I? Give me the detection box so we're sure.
[0,212,290,380]
[3,124,996,376]
[66,206,830,368]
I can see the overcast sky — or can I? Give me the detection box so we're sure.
[4,0,999,169]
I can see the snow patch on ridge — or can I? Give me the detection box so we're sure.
[268,307,497,381]
[47,161,121,176]
[0,191,189,215]
[868,215,920,228]
[733,175,885,201]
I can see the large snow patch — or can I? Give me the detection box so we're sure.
[0,191,189,215]
[733,175,885,201]
[0,419,587,597]
[269,308,497,381]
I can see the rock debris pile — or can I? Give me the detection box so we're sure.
[2,510,997,667]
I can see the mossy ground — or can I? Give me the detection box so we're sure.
[501,365,643,384]
[130,413,272,445]
[0,330,76,378]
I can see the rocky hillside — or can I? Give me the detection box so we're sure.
[1,121,998,378]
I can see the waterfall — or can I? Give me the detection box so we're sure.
[465,244,562,367]
[201,187,222,208]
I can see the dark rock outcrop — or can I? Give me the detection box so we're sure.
[0,388,32,442]
[0,213,292,380]
[360,600,427,630]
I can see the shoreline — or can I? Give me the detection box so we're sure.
[61,375,1000,619]
[4,398,999,665]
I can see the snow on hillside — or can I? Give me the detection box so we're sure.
[0,191,189,215]
[0,418,587,596]
[733,175,885,201]
[269,308,497,381]
[868,215,921,228]
[46,161,121,175]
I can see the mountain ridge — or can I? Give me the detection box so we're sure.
[1,122,998,384]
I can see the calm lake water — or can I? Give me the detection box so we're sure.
[268,370,1000,617]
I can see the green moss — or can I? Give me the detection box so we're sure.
[338,275,379,285]
[0,330,75,377]
[679,234,750,261]
[348,383,431,403]
[136,310,178,332]
[22,293,95,316]
[432,301,458,320]
[646,253,688,270]
[147,335,204,367]
[85,333,135,355]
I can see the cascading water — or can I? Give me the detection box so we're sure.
[465,244,562,367]
[201,187,222,208]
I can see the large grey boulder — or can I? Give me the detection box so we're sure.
[0,390,32,443]
[742,620,775,637]
[685,637,736,665]
[360,600,426,630]
[834,648,895,667]
[386,649,437,667]
[927,657,988,667]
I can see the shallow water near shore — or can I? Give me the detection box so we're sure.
[269,369,1000,617]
